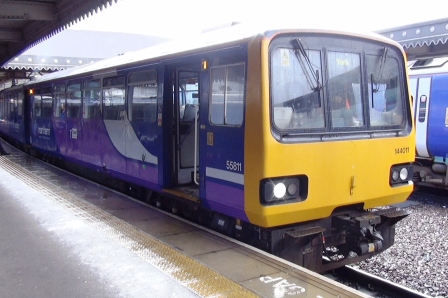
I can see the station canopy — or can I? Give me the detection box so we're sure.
[0,0,169,90]
[376,18,448,59]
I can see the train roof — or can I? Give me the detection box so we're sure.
[26,21,401,85]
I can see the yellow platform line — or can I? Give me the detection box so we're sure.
[0,157,259,297]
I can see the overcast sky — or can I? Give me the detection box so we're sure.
[70,0,448,38]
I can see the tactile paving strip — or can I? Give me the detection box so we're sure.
[0,156,258,297]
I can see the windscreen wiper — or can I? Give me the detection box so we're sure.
[292,39,321,92]
[372,47,389,93]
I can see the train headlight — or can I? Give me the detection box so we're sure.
[392,170,400,181]
[400,168,408,180]
[390,165,412,185]
[287,183,298,196]
[273,183,286,198]
[260,176,308,205]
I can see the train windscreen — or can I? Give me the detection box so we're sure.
[270,34,407,139]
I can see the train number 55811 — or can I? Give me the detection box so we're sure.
[226,160,242,172]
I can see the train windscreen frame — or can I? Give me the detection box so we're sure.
[269,34,409,141]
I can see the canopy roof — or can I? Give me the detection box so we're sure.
[376,18,448,59]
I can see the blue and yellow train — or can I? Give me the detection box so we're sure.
[0,23,414,272]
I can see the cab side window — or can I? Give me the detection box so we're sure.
[210,63,245,126]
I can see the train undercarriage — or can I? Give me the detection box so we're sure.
[148,187,409,272]
[413,158,448,190]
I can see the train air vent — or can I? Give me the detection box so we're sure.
[410,57,448,69]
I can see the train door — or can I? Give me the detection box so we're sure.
[21,89,31,146]
[412,76,431,158]
[200,63,246,216]
[65,82,83,160]
[173,70,200,185]
[81,80,102,167]
[101,76,126,173]
[53,83,67,154]
[30,86,57,151]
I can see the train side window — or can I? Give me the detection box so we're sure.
[83,80,101,119]
[41,87,53,118]
[9,93,15,121]
[128,70,157,122]
[418,95,427,122]
[54,92,66,118]
[66,83,82,118]
[2,97,7,121]
[17,92,23,118]
[103,76,125,120]
[32,90,42,117]
[2,95,7,121]
[53,84,66,118]
[210,63,245,126]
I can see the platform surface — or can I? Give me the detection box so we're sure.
[0,140,369,298]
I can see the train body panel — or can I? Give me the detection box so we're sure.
[0,85,27,146]
[409,57,448,188]
[246,138,414,227]
[31,115,57,153]
[79,117,103,167]
[202,121,246,219]
[426,75,448,159]
[0,23,415,272]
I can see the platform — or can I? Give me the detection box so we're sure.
[0,140,369,298]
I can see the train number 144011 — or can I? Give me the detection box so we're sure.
[395,147,410,154]
[226,160,242,172]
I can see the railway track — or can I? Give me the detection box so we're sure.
[338,187,448,298]
[328,266,432,298]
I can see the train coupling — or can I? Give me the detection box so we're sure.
[332,214,385,256]
[333,214,382,237]
[360,225,383,241]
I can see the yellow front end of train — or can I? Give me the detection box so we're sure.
[244,31,415,229]
[245,135,414,227]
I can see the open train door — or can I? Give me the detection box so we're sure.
[173,70,201,186]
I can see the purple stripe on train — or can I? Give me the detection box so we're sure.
[205,180,248,221]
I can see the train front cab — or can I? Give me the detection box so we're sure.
[241,32,414,272]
